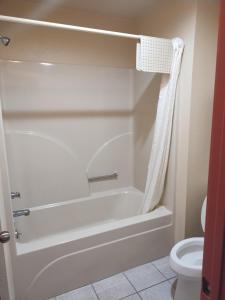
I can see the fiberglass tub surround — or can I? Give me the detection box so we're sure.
[0,59,174,299]
[3,60,135,210]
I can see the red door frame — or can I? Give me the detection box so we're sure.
[201,0,225,299]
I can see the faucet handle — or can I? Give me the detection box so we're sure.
[11,192,21,199]
[15,230,22,239]
[13,209,30,218]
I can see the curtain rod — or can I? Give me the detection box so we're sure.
[0,15,140,40]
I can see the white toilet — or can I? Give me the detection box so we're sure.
[170,198,207,300]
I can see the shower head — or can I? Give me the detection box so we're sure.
[0,35,10,46]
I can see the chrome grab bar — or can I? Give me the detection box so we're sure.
[13,209,30,218]
[88,172,118,183]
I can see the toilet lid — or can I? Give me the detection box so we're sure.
[201,197,207,232]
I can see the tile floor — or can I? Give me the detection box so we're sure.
[49,256,177,300]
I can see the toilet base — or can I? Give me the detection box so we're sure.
[174,275,201,300]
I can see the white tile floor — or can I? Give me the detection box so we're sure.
[49,256,177,300]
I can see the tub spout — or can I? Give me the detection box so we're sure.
[13,209,30,218]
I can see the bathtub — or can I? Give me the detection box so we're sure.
[13,187,173,300]
[15,187,145,248]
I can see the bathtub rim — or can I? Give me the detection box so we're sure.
[16,205,172,255]
[28,186,143,212]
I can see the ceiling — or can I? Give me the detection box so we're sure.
[28,0,157,18]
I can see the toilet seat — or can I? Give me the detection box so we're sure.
[170,237,204,278]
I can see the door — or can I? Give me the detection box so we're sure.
[201,0,225,299]
[0,227,13,300]
[0,93,15,298]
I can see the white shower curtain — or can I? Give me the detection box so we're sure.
[142,38,184,213]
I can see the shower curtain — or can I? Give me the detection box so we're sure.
[142,38,184,213]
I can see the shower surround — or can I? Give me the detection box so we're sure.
[0,60,173,299]
[2,61,135,201]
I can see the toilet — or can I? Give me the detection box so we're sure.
[170,198,207,300]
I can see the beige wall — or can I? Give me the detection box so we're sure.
[134,0,219,239]
[0,0,136,68]
[186,0,219,237]
[135,0,198,240]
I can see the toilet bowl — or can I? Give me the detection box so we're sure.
[170,198,206,300]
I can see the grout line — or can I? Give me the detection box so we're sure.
[151,259,176,281]
[137,278,171,293]
[137,294,142,300]
[137,279,173,299]
[123,269,171,294]
[134,293,142,300]
[92,279,139,300]
[140,280,176,300]
[123,272,139,293]
[151,263,169,280]
[119,292,141,300]
[153,264,177,281]
[91,284,101,300]
[138,292,144,300]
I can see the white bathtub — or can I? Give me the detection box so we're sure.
[15,187,144,247]
[14,187,173,300]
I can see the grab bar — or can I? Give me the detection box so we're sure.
[88,172,118,183]
[13,209,30,218]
